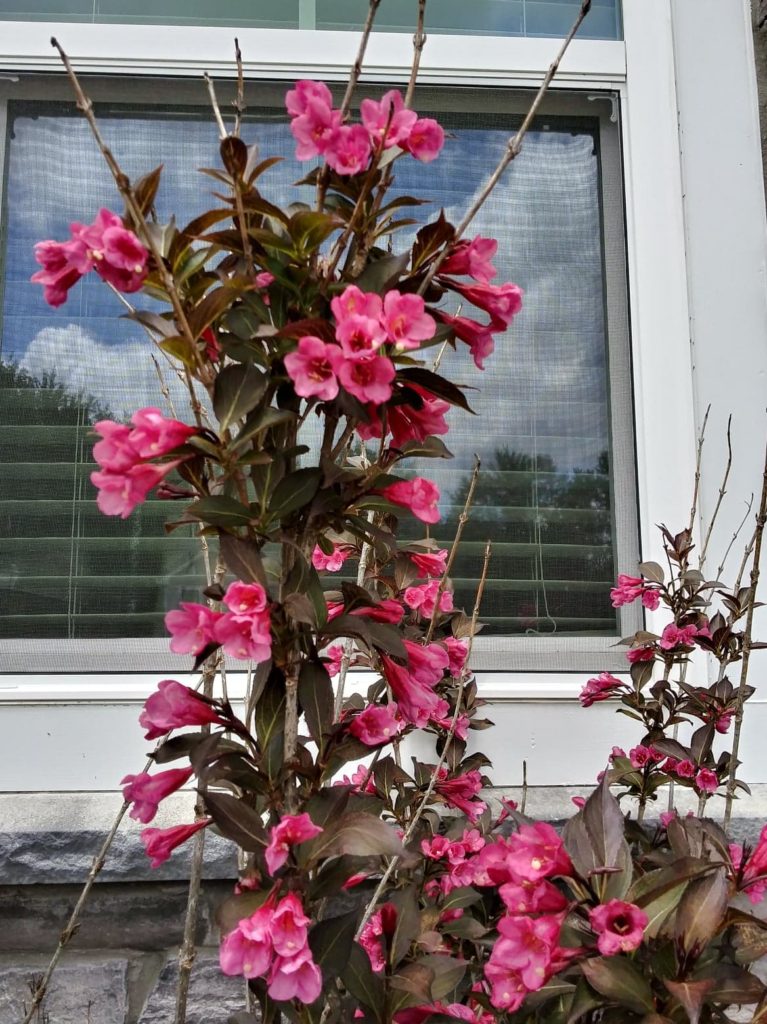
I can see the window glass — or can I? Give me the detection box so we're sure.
[0,88,626,667]
[0,0,622,39]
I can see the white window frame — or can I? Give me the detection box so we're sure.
[1,0,767,789]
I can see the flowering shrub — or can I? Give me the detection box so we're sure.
[32,7,767,1022]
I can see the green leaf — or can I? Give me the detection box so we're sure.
[255,670,286,759]
[159,335,198,369]
[231,407,295,452]
[568,978,606,1023]
[213,362,268,433]
[309,911,358,974]
[308,812,404,861]
[204,791,267,852]
[675,867,729,953]
[289,209,342,250]
[187,495,253,529]
[219,534,268,588]
[188,285,240,339]
[439,886,482,912]
[581,957,655,1015]
[298,660,334,747]
[395,436,453,460]
[269,467,322,519]
[353,252,410,294]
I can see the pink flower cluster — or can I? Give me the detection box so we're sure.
[579,671,626,708]
[311,542,353,572]
[165,581,272,663]
[121,766,193,823]
[381,640,449,728]
[485,913,576,1012]
[404,580,453,619]
[284,285,435,408]
[90,407,195,518]
[349,702,406,746]
[32,208,148,307]
[422,828,486,895]
[408,548,448,578]
[220,892,322,1003]
[659,621,706,650]
[730,825,767,904]
[610,573,661,611]
[139,678,224,740]
[358,383,450,449]
[286,81,444,175]
[434,767,487,824]
[265,812,323,875]
[382,477,441,524]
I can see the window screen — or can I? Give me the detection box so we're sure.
[0,81,637,673]
[0,0,623,39]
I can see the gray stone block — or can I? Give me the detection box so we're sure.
[0,956,129,1024]
[136,952,245,1024]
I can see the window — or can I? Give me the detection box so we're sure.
[0,77,638,674]
[0,0,623,40]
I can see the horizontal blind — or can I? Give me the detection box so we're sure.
[0,0,622,38]
[0,90,621,669]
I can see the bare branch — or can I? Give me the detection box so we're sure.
[233,38,246,137]
[334,511,376,720]
[699,414,732,571]
[688,403,710,536]
[404,0,427,109]
[204,72,228,140]
[734,526,758,592]
[725,437,767,827]
[715,493,755,584]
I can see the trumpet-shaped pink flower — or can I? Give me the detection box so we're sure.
[695,767,719,793]
[626,644,656,664]
[121,767,194,823]
[91,461,179,518]
[290,98,343,160]
[323,644,345,676]
[164,602,221,655]
[589,900,648,956]
[139,678,224,739]
[331,284,383,322]
[440,236,498,282]
[361,89,417,148]
[486,913,565,998]
[404,580,453,619]
[434,767,487,823]
[358,386,450,448]
[265,814,323,875]
[436,311,498,370]
[359,909,387,972]
[660,622,700,650]
[72,208,148,292]
[610,573,660,610]
[312,543,353,572]
[404,117,445,162]
[381,645,448,728]
[381,291,436,350]
[220,908,273,979]
[405,638,450,685]
[674,758,696,778]
[337,352,395,404]
[92,420,139,472]
[214,613,272,662]
[499,878,568,915]
[268,948,322,1003]
[504,822,572,883]
[284,335,342,400]
[128,407,195,459]
[443,636,469,675]
[140,819,210,868]
[731,825,767,904]
[336,313,387,356]
[349,702,405,746]
[383,477,441,524]
[580,671,626,707]
[447,280,524,329]
[31,238,84,306]
[409,548,448,578]
[629,744,663,769]
[324,123,372,175]
[270,892,312,956]
[223,581,268,616]
[285,79,333,117]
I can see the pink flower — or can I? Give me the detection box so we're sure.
[164,602,221,656]
[435,311,498,370]
[359,386,450,448]
[660,623,699,650]
[589,900,648,956]
[732,825,767,904]
[381,652,448,729]
[383,477,441,524]
[359,910,387,972]
[140,819,210,868]
[337,353,395,404]
[265,814,323,875]
[285,79,334,118]
[695,767,719,794]
[404,580,453,619]
[139,678,223,739]
[715,711,733,734]
[121,767,194,824]
[323,644,345,676]
[214,612,272,662]
[331,284,383,322]
[579,672,625,708]
[609,746,627,762]
[336,764,377,794]
[324,124,372,175]
[443,637,469,675]
[610,573,660,610]
[660,810,678,828]
[674,759,695,779]
[220,911,273,978]
[312,543,352,572]
[349,703,405,746]
[381,291,436,350]
[128,407,195,459]
[270,892,312,956]
[360,89,417,148]
[92,420,139,472]
[434,767,487,823]
[499,879,568,915]
[91,461,179,518]
[290,98,342,160]
[403,117,445,162]
[405,638,450,685]
[626,644,656,664]
[73,208,147,292]
[409,548,448,578]
[285,336,342,401]
[487,913,564,994]
[440,236,498,282]
[223,581,268,616]
[629,744,655,769]
[31,238,84,306]
[504,822,572,883]
[268,948,322,1003]
[447,280,523,329]
[336,313,387,356]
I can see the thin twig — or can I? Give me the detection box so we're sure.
[151,353,179,420]
[204,73,228,140]
[417,0,592,297]
[424,455,481,644]
[700,414,732,572]
[334,512,376,720]
[356,541,492,938]
[724,438,767,827]
[404,0,427,109]
[734,526,758,593]
[233,38,245,137]
[520,760,528,815]
[688,404,710,536]
[715,495,755,584]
